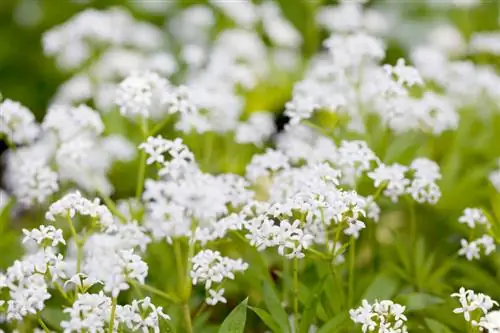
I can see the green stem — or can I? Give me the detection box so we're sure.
[136,117,149,200]
[135,150,147,200]
[135,282,179,303]
[99,191,127,223]
[150,115,171,136]
[348,237,356,307]
[38,315,51,333]
[66,215,82,274]
[108,297,117,333]
[182,302,193,333]
[292,258,299,331]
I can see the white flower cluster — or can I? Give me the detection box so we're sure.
[317,1,390,35]
[42,7,164,70]
[350,299,408,333]
[46,191,115,231]
[368,157,442,204]
[457,208,496,261]
[244,218,314,259]
[61,292,169,332]
[285,4,463,137]
[2,102,135,206]
[452,287,499,330]
[190,250,248,305]
[0,226,67,321]
[0,99,40,145]
[141,136,253,243]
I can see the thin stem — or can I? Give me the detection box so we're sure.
[174,241,185,297]
[135,150,147,200]
[66,215,82,274]
[135,117,149,200]
[38,315,51,333]
[54,281,72,304]
[292,258,299,331]
[182,302,193,333]
[348,236,356,308]
[108,297,117,333]
[150,115,172,136]
[135,282,179,303]
[99,191,127,223]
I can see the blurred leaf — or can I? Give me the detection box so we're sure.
[316,312,348,333]
[396,293,443,311]
[299,275,328,333]
[425,318,454,333]
[362,273,399,303]
[41,307,66,330]
[218,298,248,333]
[262,280,291,333]
[249,306,281,332]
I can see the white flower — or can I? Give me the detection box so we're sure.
[206,288,227,306]
[235,112,276,147]
[0,99,40,144]
[115,71,170,119]
[61,291,111,332]
[42,104,104,140]
[246,149,290,182]
[452,288,498,323]
[350,299,408,333]
[116,297,170,331]
[46,191,115,232]
[85,248,148,298]
[190,250,248,297]
[4,158,59,207]
[368,164,409,202]
[459,208,489,229]
[458,239,481,261]
[22,225,66,248]
[384,58,424,87]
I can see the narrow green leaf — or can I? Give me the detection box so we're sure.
[396,293,444,311]
[425,318,454,333]
[218,298,248,333]
[299,275,328,333]
[249,306,281,332]
[262,280,291,333]
[362,273,399,303]
[317,312,348,333]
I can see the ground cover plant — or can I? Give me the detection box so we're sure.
[0,0,500,332]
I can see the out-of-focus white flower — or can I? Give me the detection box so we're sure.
[115,71,170,119]
[235,112,276,147]
[368,164,409,202]
[470,32,500,55]
[459,208,489,229]
[210,0,258,28]
[0,99,40,145]
[458,236,496,261]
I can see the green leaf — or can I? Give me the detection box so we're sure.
[41,307,67,329]
[316,312,348,333]
[425,318,454,333]
[299,275,328,333]
[249,306,281,332]
[396,293,444,311]
[362,273,399,303]
[218,298,248,333]
[262,280,291,333]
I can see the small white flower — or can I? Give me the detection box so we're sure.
[206,288,227,306]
